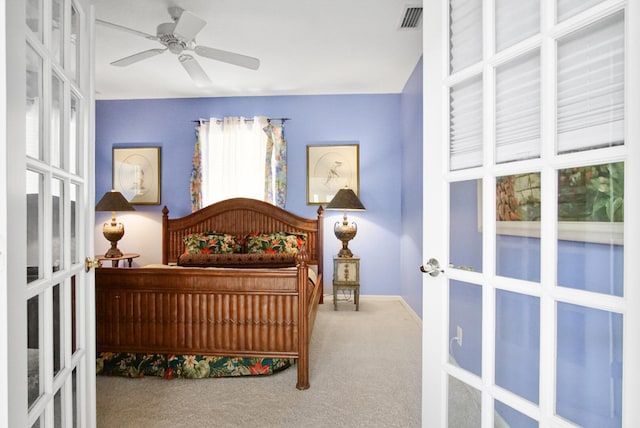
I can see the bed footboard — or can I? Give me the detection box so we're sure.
[96,259,320,389]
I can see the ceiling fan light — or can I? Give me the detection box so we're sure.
[168,42,183,54]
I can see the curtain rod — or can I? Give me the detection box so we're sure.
[192,117,290,124]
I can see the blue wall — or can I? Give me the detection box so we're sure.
[399,57,423,316]
[96,90,414,300]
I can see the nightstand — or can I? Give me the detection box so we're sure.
[96,253,140,268]
[333,256,360,311]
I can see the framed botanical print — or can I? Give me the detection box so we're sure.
[306,143,359,205]
[112,146,161,205]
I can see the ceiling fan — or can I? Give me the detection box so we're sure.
[96,6,260,87]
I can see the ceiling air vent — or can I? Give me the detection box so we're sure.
[400,6,423,29]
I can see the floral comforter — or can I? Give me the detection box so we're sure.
[97,352,292,379]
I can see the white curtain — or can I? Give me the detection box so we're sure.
[200,116,269,206]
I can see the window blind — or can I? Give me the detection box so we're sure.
[557,0,606,22]
[495,0,540,52]
[450,0,483,73]
[450,76,483,170]
[557,12,624,154]
[496,51,541,163]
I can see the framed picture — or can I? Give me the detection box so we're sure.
[307,144,359,205]
[494,162,623,244]
[112,147,161,205]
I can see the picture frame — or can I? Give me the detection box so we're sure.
[307,144,359,205]
[493,162,624,244]
[112,147,161,205]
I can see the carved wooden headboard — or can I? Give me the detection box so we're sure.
[161,198,324,274]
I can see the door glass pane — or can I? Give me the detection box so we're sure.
[557,162,623,296]
[71,184,79,264]
[557,12,624,154]
[30,417,42,428]
[495,400,538,427]
[26,44,43,160]
[71,275,77,353]
[51,0,63,65]
[27,171,43,283]
[556,303,622,427]
[496,51,541,163]
[70,94,79,174]
[450,180,482,272]
[54,388,62,427]
[557,0,606,22]
[496,173,541,281]
[448,375,481,427]
[495,0,539,52]
[51,73,63,168]
[449,280,482,375]
[26,0,42,40]
[27,295,41,408]
[53,283,62,375]
[72,368,78,427]
[52,178,64,272]
[495,290,540,403]
[450,76,483,171]
[449,0,483,73]
[70,5,80,80]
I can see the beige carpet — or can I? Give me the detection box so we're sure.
[96,296,422,428]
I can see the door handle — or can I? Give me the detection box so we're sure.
[420,258,444,277]
[85,257,103,272]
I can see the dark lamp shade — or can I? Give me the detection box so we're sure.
[95,191,136,212]
[326,188,365,211]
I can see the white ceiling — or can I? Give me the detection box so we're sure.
[93,0,423,100]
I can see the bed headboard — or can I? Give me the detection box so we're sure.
[162,198,324,273]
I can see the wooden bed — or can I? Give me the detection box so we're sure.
[95,198,324,389]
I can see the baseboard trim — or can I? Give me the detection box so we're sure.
[327,294,423,326]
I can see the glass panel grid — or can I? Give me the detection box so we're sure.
[450,180,482,272]
[557,162,624,296]
[556,303,622,427]
[495,51,541,163]
[450,0,483,73]
[26,0,43,40]
[557,12,624,154]
[450,76,483,171]
[51,74,64,168]
[27,171,43,283]
[495,0,540,52]
[495,290,540,403]
[52,0,63,65]
[26,43,43,160]
[52,178,64,272]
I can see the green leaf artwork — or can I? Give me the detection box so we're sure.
[497,162,624,223]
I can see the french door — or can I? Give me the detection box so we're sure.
[5,0,96,426]
[422,0,639,427]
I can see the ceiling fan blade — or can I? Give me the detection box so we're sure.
[193,45,260,70]
[178,54,212,87]
[111,48,167,67]
[96,19,158,41]
[173,10,206,41]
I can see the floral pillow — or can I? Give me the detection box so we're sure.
[246,232,307,254]
[182,232,242,254]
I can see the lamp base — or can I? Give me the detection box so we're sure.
[334,217,357,258]
[337,247,354,258]
[103,222,125,258]
[104,245,123,258]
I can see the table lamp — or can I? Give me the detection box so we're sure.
[326,187,365,258]
[95,190,135,258]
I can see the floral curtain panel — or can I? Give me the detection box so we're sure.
[190,117,287,211]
